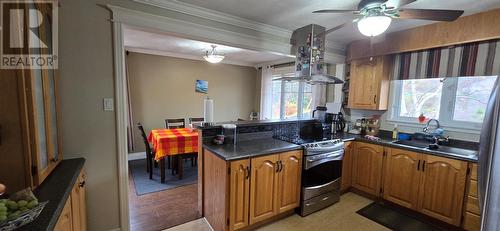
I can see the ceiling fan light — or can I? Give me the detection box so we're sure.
[203,54,225,63]
[357,15,392,37]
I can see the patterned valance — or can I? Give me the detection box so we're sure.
[394,39,500,80]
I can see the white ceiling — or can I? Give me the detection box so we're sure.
[175,0,500,45]
[123,27,292,66]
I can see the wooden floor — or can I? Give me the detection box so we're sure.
[129,170,200,231]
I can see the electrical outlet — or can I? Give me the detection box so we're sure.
[103,98,114,111]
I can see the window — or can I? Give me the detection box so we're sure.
[271,71,313,119]
[390,76,497,130]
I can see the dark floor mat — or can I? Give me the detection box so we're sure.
[357,202,446,231]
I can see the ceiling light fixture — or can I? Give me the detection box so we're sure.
[357,15,392,37]
[203,45,225,64]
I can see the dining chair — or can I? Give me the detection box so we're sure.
[137,122,154,180]
[188,117,204,124]
[165,118,186,129]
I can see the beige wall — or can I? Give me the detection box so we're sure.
[127,52,257,152]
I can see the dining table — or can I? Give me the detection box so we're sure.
[147,128,199,183]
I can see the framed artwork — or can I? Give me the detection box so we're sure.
[196,80,208,94]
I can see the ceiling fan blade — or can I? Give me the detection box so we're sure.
[384,0,417,9]
[313,9,358,13]
[324,22,351,35]
[397,9,464,21]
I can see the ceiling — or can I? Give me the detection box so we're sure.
[175,0,500,45]
[124,27,292,66]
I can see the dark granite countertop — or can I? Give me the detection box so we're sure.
[331,133,478,162]
[204,138,302,161]
[19,158,85,231]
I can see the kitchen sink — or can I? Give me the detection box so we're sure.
[392,140,477,157]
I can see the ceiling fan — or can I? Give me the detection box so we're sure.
[314,0,464,37]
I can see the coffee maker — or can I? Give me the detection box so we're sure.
[326,112,346,134]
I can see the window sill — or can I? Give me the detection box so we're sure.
[385,119,481,135]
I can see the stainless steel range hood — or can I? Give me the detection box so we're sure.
[275,24,343,85]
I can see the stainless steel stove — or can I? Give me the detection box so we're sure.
[298,139,344,216]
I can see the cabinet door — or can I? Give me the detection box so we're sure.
[276,151,302,213]
[249,154,279,224]
[54,197,73,231]
[351,142,384,196]
[383,148,421,209]
[417,155,467,226]
[71,170,87,231]
[348,58,376,109]
[229,159,250,231]
[341,142,353,191]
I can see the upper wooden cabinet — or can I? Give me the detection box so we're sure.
[417,155,467,226]
[347,56,393,110]
[383,148,421,209]
[341,142,353,192]
[351,142,384,196]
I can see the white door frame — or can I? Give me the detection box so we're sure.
[107,4,346,230]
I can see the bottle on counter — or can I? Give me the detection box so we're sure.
[392,124,399,140]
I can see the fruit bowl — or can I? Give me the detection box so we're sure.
[0,201,47,231]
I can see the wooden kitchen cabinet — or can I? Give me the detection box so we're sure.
[249,154,279,224]
[205,150,302,231]
[352,142,384,196]
[383,148,421,209]
[347,56,393,110]
[463,163,481,231]
[229,159,250,231]
[54,168,86,231]
[341,142,353,192]
[276,150,302,213]
[417,155,467,226]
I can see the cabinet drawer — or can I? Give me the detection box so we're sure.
[466,196,480,215]
[471,164,478,181]
[463,212,480,231]
[469,179,478,197]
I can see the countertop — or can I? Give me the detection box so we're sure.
[203,138,302,161]
[332,133,478,162]
[19,158,85,231]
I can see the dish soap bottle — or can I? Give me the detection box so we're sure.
[392,124,399,140]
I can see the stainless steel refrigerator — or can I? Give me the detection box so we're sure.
[479,78,500,231]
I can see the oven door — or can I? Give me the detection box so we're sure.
[302,150,343,200]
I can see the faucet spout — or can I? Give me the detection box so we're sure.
[423,119,440,133]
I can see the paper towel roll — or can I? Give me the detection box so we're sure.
[204,97,214,123]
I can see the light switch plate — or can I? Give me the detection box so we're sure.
[103,98,114,111]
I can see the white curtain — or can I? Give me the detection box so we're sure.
[260,66,274,119]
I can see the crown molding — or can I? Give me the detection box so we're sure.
[133,0,292,39]
[126,46,257,67]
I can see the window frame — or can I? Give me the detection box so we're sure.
[271,66,313,120]
[387,76,497,132]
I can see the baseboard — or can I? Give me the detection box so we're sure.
[128,152,146,161]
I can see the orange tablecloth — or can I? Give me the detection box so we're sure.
[147,128,199,161]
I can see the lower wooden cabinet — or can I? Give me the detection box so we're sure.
[463,163,481,231]
[205,150,302,231]
[351,142,384,196]
[417,155,467,226]
[341,142,353,192]
[382,147,467,226]
[54,169,87,231]
[383,148,421,209]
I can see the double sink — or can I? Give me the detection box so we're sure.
[392,139,478,158]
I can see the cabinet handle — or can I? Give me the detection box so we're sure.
[245,166,250,179]
[79,180,85,188]
[276,161,280,173]
[373,95,377,104]
[417,160,420,171]
[279,162,284,172]
[422,161,426,171]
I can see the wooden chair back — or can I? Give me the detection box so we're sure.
[137,122,152,155]
[165,118,186,129]
[188,117,204,124]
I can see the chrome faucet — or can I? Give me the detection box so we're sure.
[423,119,440,134]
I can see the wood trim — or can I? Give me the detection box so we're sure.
[197,129,203,217]
[17,69,34,188]
[347,8,500,60]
